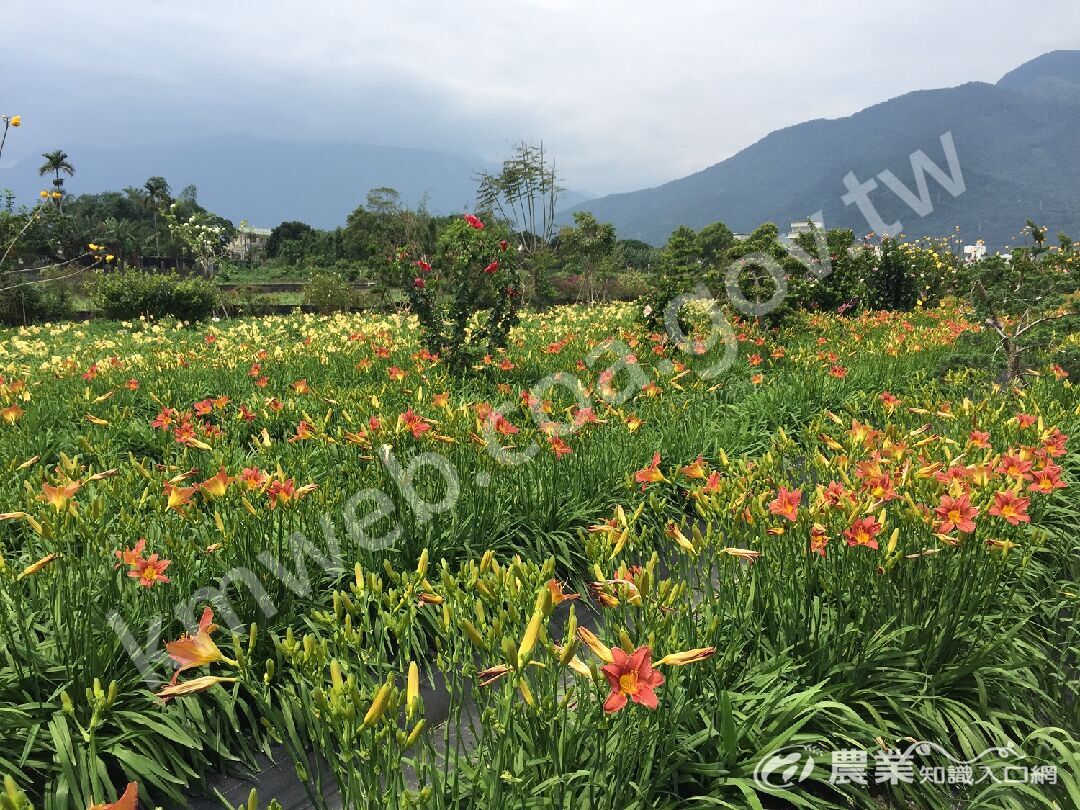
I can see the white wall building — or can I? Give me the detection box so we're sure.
[963,240,987,262]
[227,226,272,261]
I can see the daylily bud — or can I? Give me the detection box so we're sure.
[405,719,426,749]
[362,681,393,728]
[576,628,613,664]
[407,661,421,718]
[656,647,717,666]
[517,608,544,669]
[460,619,488,652]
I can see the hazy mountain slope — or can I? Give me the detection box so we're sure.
[570,51,1080,246]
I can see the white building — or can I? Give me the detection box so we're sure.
[784,217,825,243]
[226,226,272,261]
[963,240,987,262]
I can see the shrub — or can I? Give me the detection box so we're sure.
[223,285,279,318]
[88,269,219,321]
[302,272,357,314]
[393,214,520,373]
[0,276,73,326]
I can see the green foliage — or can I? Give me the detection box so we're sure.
[88,269,219,321]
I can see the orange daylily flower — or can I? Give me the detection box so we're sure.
[934,493,978,534]
[129,554,171,588]
[88,781,138,810]
[768,487,802,522]
[113,538,146,569]
[549,436,573,457]
[40,481,80,511]
[164,607,237,685]
[546,579,579,605]
[634,452,666,489]
[988,490,1031,526]
[200,467,234,498]
[601,646,665,713]
[680,455,708,479]
[996,453,1033,481]
[844,515,882,549]
[164,482,196,512]
[1,404,25,424]
[1029,465,1066,494]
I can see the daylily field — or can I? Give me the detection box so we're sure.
[0,302,1077,809]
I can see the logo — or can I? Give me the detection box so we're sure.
[753,745,817,789]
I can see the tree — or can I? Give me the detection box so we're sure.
[559,211,617,303]
[644,225,701,330]
[365,187,403,217]
[475,141,561,255]
[38,150,74,210]
[267,221,314,258]
[696,221,735,264]
[102,217,139,265]
[964,224,1076,383]
[143,176,172,257]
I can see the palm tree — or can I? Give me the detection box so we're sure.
[143,176,171,257]
[38,150,74,210]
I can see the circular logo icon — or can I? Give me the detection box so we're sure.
[753,745,816,789]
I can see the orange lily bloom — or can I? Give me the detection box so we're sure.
[113,538,146,569]
[546,579,579,605]
[129,553,171,587]
[0,404,24,424]
[844,515,882,549]
[164,607,237,685]
[88,781,138,810]
[768,487,802,522]
[199,467,234,498]
[680,455,708,480]
[634,452,666,489]
[40,481,80,511]
[988,490,1031,525]
[934,493,978,534]
[601,646,665,713]
[164,482,196,512]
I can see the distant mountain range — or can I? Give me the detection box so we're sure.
[4,51,1078,244]
[569,50,1080,247]
[2,138,595,229]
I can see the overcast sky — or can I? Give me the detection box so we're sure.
[3,0,1079,194]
